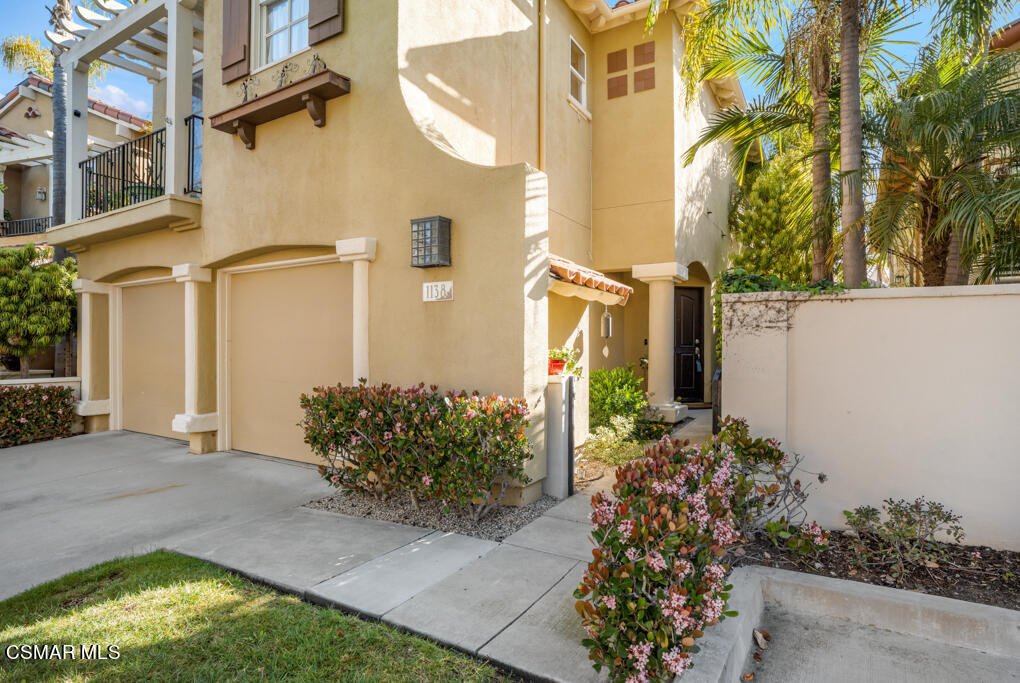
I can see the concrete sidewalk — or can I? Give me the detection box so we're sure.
[173,491,604,682]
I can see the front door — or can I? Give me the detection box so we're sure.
[674,287,704,403]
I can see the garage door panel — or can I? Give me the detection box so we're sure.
[230,263,353,463]
[121,282,185,439]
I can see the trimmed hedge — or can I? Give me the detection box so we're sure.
[0,384,76,447]
[300,382,532,520]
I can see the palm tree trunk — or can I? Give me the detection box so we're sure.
[19,355,30,379]
[944,231,967,285]
[809,46,833,282]
[919,200,948,286]
[50,49,66,227]
[840,0,867,287]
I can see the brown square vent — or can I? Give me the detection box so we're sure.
[608,74,628,99]
[607,49,627,73]
[634,41,655,67]
[634,67,655,93]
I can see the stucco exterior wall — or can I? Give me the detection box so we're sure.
[16,165,50,220]
[2,166,22,218]
[722,286,1020,550]
[549,292,590,444]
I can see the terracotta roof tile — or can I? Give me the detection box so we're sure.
[0,75,150,127]
[550,254,633,304]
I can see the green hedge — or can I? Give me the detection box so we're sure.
[0,384,76,447]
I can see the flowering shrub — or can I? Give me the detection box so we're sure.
[0,384,75,447]
[299,382,531,520]
[574,436,741,681]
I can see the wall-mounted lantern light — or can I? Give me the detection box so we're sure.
[36,187,47,201]
[410,215,451,268]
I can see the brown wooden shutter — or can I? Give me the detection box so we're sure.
[222,0,251,85]
[308,0,345,45]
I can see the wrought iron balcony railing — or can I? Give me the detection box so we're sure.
[81,127,166,218]
[0,216,52,237]
[185,114,203,197]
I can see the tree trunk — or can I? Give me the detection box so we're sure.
[944,231,967,285]
[50,48,67,227]
[19,356,30,379]
[919,201,948,286]
[808,46,833,282]
[840,0,867,287]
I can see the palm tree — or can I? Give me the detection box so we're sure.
[48,0,73,228]
[839,0,867,286]
[868,46,1020,285]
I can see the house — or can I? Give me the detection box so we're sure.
[0,74,149,250]
[47,0,739,503]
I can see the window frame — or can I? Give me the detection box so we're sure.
[568,36,588,110]
[251,0,311,72]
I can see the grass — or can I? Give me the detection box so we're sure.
[0,551,509,682]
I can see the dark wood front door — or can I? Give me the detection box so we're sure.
[674,287,704,403]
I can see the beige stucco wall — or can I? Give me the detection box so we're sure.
[722,286,1020,550]
[17,165,50,220]
[2,166,22,218]
[120,279,185,439]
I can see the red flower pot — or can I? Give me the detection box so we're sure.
[548,358,566,375]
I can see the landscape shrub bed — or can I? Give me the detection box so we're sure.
[576,419,828,680]
[0,384,75,447]
[300,383,531,521]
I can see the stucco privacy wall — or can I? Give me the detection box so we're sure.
[722,286,1020,549]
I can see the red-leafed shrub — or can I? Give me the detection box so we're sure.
[299,382,531,520]
[574,435,741,681]
[0,384,76,447]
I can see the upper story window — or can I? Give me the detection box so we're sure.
[257,0,310,68]
[569,37,587,109]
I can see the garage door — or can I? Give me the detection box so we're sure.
[121,282,185,438]
[229,262,353,463]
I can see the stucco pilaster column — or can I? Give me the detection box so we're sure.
[171,264,217,453]
[633,262,689,423]
[72,279,112,431]
[64,55,89,222]
[0,165,7,218]
[336,238,378,383]
[165,0,195,195]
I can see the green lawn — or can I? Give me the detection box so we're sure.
[0,551,508,682]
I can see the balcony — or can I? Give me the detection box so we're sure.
[0,216,52,238]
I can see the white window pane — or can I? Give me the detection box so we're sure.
[291,19,308,53]
[266,0,288,32]
[291,0,309,20]
[570,74,583,103]
[267,30,289,62]
[570,43,585,78]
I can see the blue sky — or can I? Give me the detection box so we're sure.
[0,0,153,119]
[1,1,1014,117]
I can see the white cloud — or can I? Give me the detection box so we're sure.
[89,84,151,118]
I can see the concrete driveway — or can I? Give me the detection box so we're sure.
[0,431,324,600]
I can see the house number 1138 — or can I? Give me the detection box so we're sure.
[423,281,454,302]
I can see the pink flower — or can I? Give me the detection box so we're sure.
[627,642,652,670]
[384,431,393,441]
[971,551,981,559]
[350,435,361,446]
[358,409,369,419]
[617,519,635,538]
[422,474,433,486]
[647,550,667,573]
[466,408,477,419]
[663,648,692,675]
[395,422,404,434]
[625,547,640,562]
[602,595,617,610]
[330,474,341,485]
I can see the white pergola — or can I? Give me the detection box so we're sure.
[48,0,204,221]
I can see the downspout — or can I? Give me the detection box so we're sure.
[538,0,546,171]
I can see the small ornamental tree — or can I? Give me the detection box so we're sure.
[0,245,77,378]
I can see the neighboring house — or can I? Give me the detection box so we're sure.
[0,74,149,250]
[48,0,740,503]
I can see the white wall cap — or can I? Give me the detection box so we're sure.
[632,262,688,283]
[72,278,112,294]
[172,263,212,282]
[336,237,378,262]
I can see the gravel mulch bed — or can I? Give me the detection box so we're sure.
[306,489,559,542]
[734,532,1020,611]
